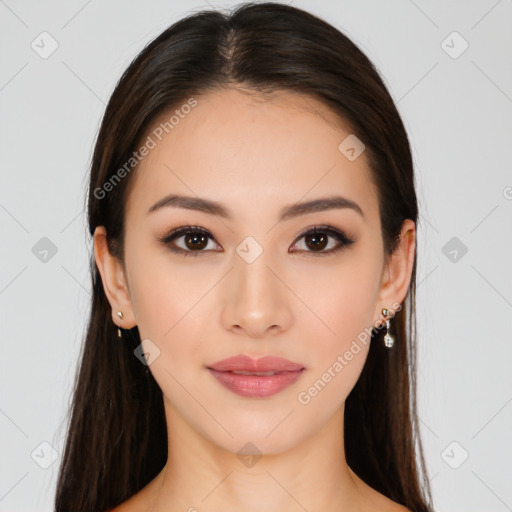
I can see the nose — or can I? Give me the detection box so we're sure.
[220,252,293,339]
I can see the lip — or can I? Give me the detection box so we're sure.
[207,355,306,398]
[208,355,305,373]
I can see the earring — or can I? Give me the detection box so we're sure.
[381,308,394,348]
[117,311,124,338]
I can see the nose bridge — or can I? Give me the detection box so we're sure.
[235,241,280,307]
[222,238,292,336]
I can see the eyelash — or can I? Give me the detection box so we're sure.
[157,224,356,258]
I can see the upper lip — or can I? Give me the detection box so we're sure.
[207,355,305,373]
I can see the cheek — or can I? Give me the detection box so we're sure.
[129,272,179,341]
[320,272,379,344]
[126,246,215,370]
[292,251,382,348]
[126,238,195,335]
[287,253,382,404]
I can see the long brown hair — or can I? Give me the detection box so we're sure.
[54,3,433,511]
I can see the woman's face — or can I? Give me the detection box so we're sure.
[97,88,412,455]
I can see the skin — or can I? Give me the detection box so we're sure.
[94,87,415,512]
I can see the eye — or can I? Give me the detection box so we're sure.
[157,225,220,257]
[290,225,356,256]
[158,224,356,257]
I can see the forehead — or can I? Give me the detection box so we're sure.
[125,88,379,226]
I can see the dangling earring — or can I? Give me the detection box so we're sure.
[117,311,124,338]
[381,307,394,348]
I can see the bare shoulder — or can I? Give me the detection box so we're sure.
[108,468,165,512]
[362,485,412,512]
[364,493,411,512]
[108,497,141,512]
[367,492,411,512]
[107,497,136,512]
[392,505,412,512]
[348,467,412,512]
[107,486,151,512]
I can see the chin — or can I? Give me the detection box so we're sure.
[201,407,324,457]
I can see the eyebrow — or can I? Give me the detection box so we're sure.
[147,194,364,221]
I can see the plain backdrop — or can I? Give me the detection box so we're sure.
[1,1,511,511]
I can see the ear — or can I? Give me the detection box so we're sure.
[93,226,137,329]
[373,219,416,325]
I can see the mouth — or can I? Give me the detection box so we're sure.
[207,354,305,373]
[206,355,306,398]
[229,370,281,376]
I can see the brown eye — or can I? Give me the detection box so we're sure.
[304,232,328,251]
[183,232,209,251]
[158,226,219,257]
[290,226,355,256]
[159,224,355,258]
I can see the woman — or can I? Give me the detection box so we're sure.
[55,2,433,511]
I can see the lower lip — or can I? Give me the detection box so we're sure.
[208,368,305,398]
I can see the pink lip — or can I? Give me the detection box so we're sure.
[208,355,305,373]
[207,355,306,398]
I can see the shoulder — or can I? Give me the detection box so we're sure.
[365,496,411,512]
[106,501,134,512]
[107,467,166,512]
[106,493,143,512]
[106,480,155,512]
[372,497,411,512]
[348,467,413,512]
[365,491,412,512]
[107,498,140,512]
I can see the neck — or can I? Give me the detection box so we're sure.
[146,403,364,512]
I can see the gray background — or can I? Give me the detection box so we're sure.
[1,1,511,511]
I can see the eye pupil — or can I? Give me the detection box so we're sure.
[185,233,208,250]
[305,232,328,251]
